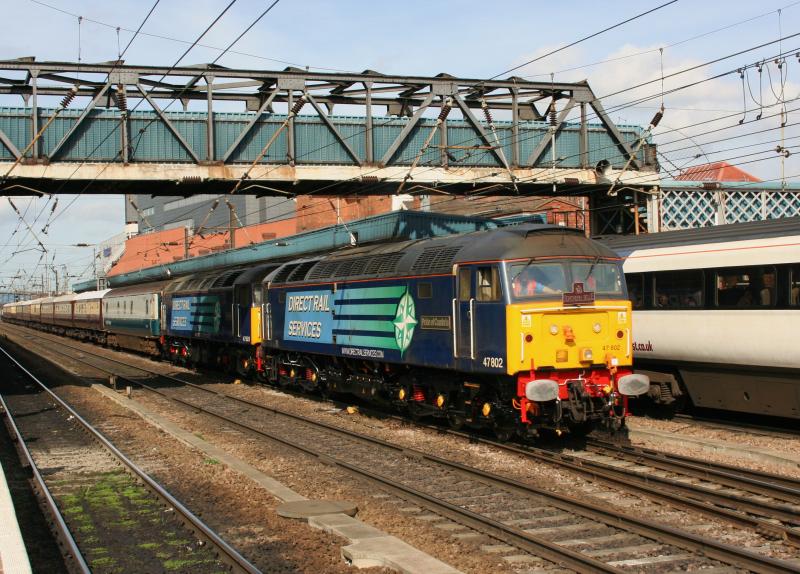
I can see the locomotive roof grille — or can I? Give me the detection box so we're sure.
[273,264,298,283]
[305,252,405,281]
[287,260,318,282]
[306,260,338,280]
[411,246,462,273]
[211,269,246,288]
[364,252,404,275]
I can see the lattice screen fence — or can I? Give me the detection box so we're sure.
[660,189,800,229]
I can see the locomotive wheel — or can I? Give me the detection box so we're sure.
[407,402,424,422]
[447,413,465,430]
[493,424,515,442]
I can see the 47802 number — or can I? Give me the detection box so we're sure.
[482,356,504,368]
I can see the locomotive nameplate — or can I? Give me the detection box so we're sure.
[420,315,451,330]
[563,282,595,305]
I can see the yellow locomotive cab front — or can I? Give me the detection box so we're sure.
[506,299,632,374]
[502,257,648,432]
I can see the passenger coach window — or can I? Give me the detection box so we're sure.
[653,270,704,308]
[476,267,501,301]
[792,266,800,306]
[458,268,471,301]
[626,274,644,308]
[716,266,775,307]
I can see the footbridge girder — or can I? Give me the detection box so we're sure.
[0,59,658,196]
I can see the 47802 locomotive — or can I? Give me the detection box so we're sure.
[258,224,649,439]
[2,223,649,440]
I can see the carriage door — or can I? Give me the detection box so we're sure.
[455,267,474,358]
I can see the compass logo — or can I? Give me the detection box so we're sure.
[392,291,417,353]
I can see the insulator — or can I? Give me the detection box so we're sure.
[60,86,78,108]
[412,385,425,402]
[481,99,493,125]
[116,84,127,112]
[549,102,557,126]
[650,110,663,129]
[437,100,452,122]
[290,95,306,115]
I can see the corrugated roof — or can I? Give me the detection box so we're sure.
[74,210,498,292]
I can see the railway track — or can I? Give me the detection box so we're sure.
[0,343,260,574]
[670,412,800,441]
[4,324,799,573]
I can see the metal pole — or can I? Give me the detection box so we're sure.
[31,71,39,160]
[206,75,215,161]
[228,202,236,249]
[364,82,373,164]
[511,88,519,168]
[287,90,295,165]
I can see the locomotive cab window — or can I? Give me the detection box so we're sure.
[476,267,501,301]
[791,266,800,306]
[507,261,567,300]
[571,261,625,295]
[458,268,471,301]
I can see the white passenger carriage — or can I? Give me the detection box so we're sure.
[600,217,800,418]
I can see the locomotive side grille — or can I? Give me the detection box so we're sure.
[211,269,245,288]
[411,246,461,273]
[273,264,298,283]
[365,253,404,275]
[306,252,404,281]
[287,261,318,282]
[306,261,339,280]
[335,259,366,277]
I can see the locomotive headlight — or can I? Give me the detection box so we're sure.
[398,388,406,400]
[593,322,601,333]
[289,368,296,378]
[481,402,492,417]
[549,324,559,335]
[435,394,446,408]
[580,348,593,362]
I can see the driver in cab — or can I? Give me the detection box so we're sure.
[512,267,559,298]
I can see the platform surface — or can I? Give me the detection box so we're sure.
[0,459,32,574]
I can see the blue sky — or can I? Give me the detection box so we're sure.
[1,0,798,290]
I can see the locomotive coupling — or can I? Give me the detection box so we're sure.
[616,373,650,396]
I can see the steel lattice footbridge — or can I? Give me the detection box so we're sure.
[0,59,658,197]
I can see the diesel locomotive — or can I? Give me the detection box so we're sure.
[3,223,648,439]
